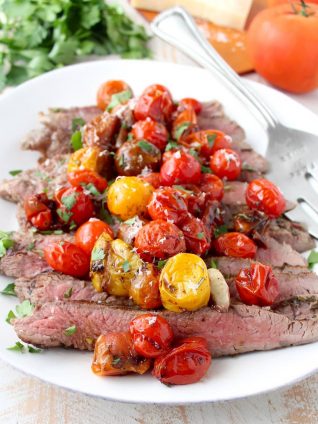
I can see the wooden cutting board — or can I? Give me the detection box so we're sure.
[136,0,268,74]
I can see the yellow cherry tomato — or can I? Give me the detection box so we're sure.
[159,253,210,312]
[68,146,105,174]
[107,177,154,221]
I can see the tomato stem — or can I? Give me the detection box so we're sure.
[290,0,312,17]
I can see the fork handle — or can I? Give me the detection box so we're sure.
[151,7,279,130]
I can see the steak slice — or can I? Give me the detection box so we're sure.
[256,236,306,267]
[13,295,318,356]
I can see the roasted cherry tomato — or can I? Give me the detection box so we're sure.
[201,200,224,240]
[75,218,114,256]
[24,193,53,231]
[134,219,186,261]
[107,176,154,221]
[92,332,151,376]
[159,253,210,312]
[140,172,161,189]
[160,151,201,186]
[214,232,257,259]
[130,263,162,309]
[67,146,108,176]
[179,98,202,114]
[246,178,286,218]
[67,170,108,193]
[183,130,231,159]
[210,148,241,180]
[147,187,188,224]
[115,140,161,176]
[174,184,206,217]
[96,80,132,110]
[134,84,174,123]
[129,314,174,358]
[44,241,90,278]
[152,340,211,385]
[235,262,279,306]
[179,214,210,255]
[83,112,120,151]
[55,186,94,227]
[199,174,224,202]
[131,117,168,151]
[172,107,198,140]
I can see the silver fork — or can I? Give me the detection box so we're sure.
[151,7,318,239]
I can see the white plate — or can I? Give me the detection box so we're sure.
[0,60,317,404]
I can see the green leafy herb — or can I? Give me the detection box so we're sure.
[112,356,122,366]
[64,287,73,298]
[127,133,134,141]
[6,310,16,324]
[188,148,199,159]
[157,259,168,270]
[201,165,212,174]
[0,231,14,258]
[7,341,25,352]
[27,345,42,353]
[165,141,179,152]
[137,140,156,154]
[91,247,105,262]
[26,241,35,251]
[62,193,77,210]
[83,183,101,197]
[210,259,218,269]
[122,260,130,272]
[64,325,77,336]
[174,122,191,140]
[107,90,132,112]
[207,134,217,147]
[57,208,72,223]
[172,185,193,194]
[118,155,125,168]
[0,1,150,89]
[9,169,22,176]
[39,229,64,235]
[197,232,204,240]
[308,250,318,270]
[71,131,83,151]
[214,225,228,238]
[1,283,16,296]
[16,300,34,318]
[69,222,77,231]
[72,117,85,132]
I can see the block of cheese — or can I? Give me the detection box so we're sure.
[130,0,253,30]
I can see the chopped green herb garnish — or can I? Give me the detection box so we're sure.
[122,260,130,272]
[174,122,191,140]
[57,208,72,223]
[62,193,77,210]
[1,283,16,296]
[64,287,73,298]
[7,341,25,352]
[9,169,22,176]
[308,250,318,270]
[64,325,77,336]
[28,345,42,353]
[71,131,83,151]
[207,134,217,147]
[138,140,156,153]
[0,231,14,258]
[107,90,132,112]
[188,148,199,159]
[100,204,114,225]
[112,356,122,366]
[6,310,16,324]
[118,154,125,168]
[72,117,85,132]
[214,225,228,238]
[91,247,105,262]
[157,259,168,270]
[165,141,179,152]
[197,232,204,240]
[16,300,34,318]
[201,165,212,174]
[69,222,77,231]
[83,183,101,197]
[26,241,35,251]
[210,259,218,269]
[173,185,193,194]
[127,133,134,141]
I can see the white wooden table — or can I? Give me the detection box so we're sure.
[1,6,318,422]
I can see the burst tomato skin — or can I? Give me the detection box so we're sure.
[132,117,168,151]
[67,170,108,193]
[147,187,188,224]
[75,219,114,256]
[96,80,132,110]
[24,193,53,230]
[235,262,279,306]
[214,232,257,259]
[210,148,241,180]
[44,241,90,278]
[55,186,95,227]
[246,178,286,218]
[199,174,224,202]
[160,151,201,186]
[134,219,186,261]
[140,172,161,189]
[179,98,202,114]
[130,263,162,310]
[152,341,211,385]
[129,314,174,358]
[179,214,210,255]
[183,130,231,158]
[134,84,174,123]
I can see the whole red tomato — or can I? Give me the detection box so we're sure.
[134,84,174,123]
[179,98,202,114]
[183,130,231,158]
[152,340,211,385]
[67,170,108,194]
[199,174,224,202]
[214,232,257,259]
[96,80,132,110]
[129,314,174,358]
[55,186,95,227]
[179,214,210,255]
[210,148,241,180]
[147,187,188,224]
[247,3,318,93]
[132,117,168,151]
[44,241,90,277]
[160,151,201,186]
[75,219,114,256]
[134,219,186,261]
[246,178,286,218]
[235,262,279,306]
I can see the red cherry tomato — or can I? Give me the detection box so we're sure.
[179,214,210,255]
[44,241,90,278]
[24,193,53,231]
[152,341,211,385]
[134,219,186,261]
[75,218,114,256]
[246,178,286,218]
[179,98,202,114]
[199,174,224,202]
[174,184,206,217]
[67,170,108,193]
[214,232,257,259]
[183,130,231,159]
[235,262,279,306]
[132,117,168,151]
[160,151,201,186]
[31,210,52,231]
[129,314,174,358]
[130,263,162,310]
[140,172,161,189]
[134,84,174,123]
[172,107,198,140]
[147,187,188,224]
[55,186,95,227]
[210,148,241,180]
[96,80,132,110]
